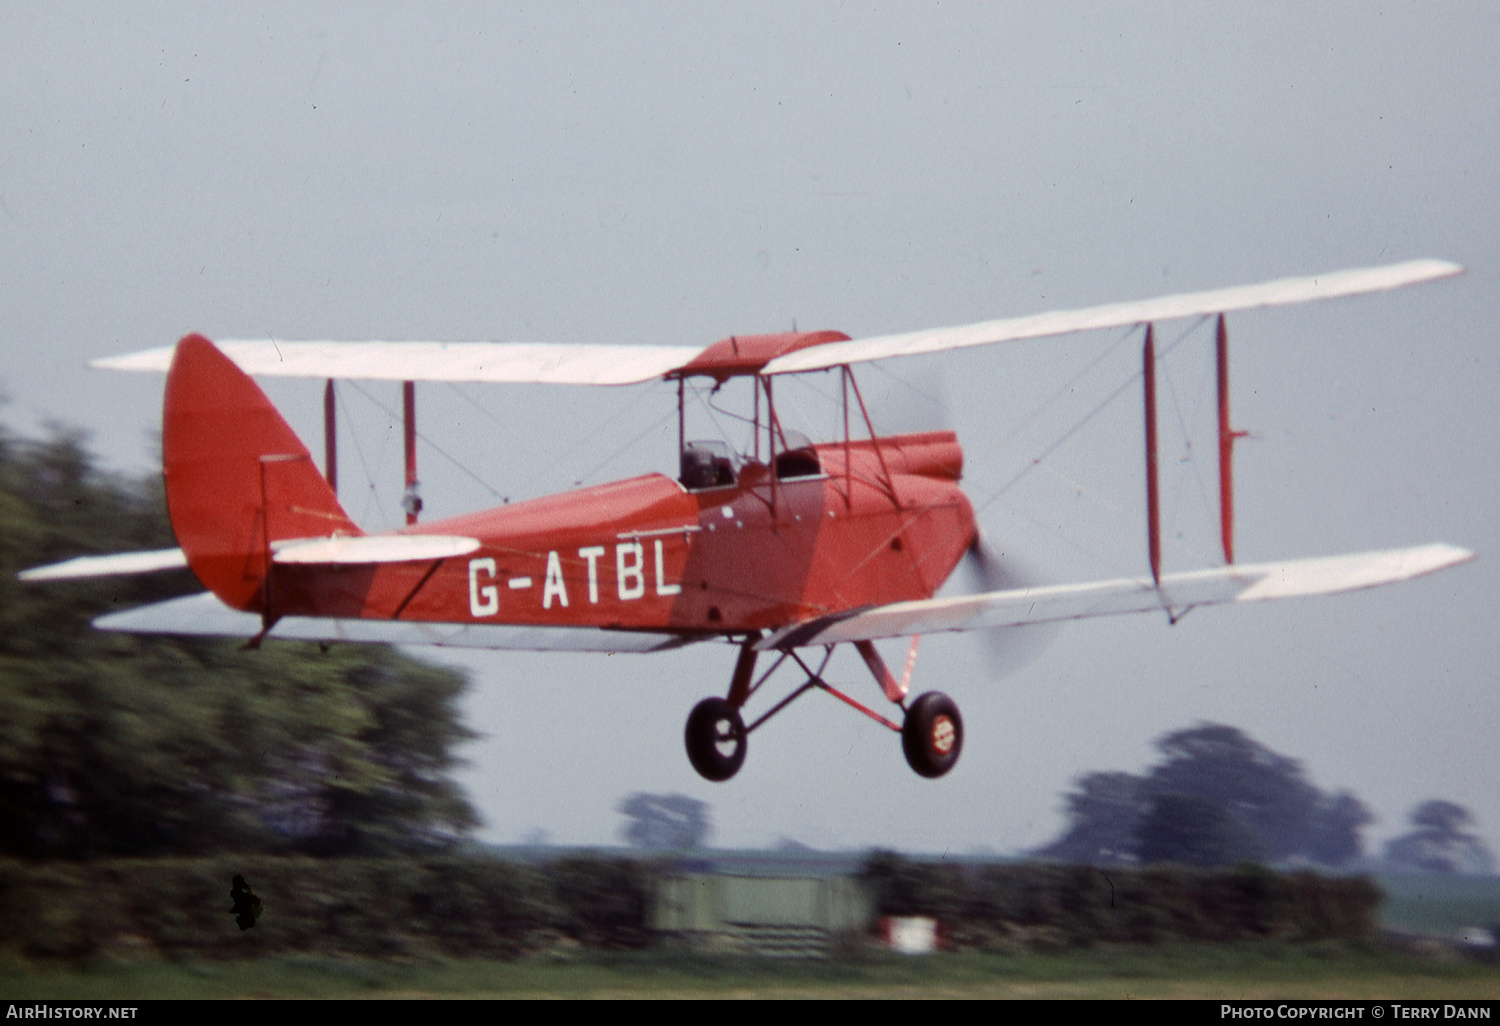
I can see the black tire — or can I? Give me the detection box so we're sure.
[902,691,963,778]
[685,697,747,782]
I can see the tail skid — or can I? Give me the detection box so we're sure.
[163,335,360,613]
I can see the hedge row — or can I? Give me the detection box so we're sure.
[0,853,654,962]
[863,855,1382,949]
[0,853,1382,962]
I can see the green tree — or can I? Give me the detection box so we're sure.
[616,792,710,850]
[1148,724,1342,864]
[0,426,478,858]
[1134,792,1263,867]
[1384,800,1496,875]
[1034,771,1146,865]
[1307,791,1374,867]
[1036,723,1373,868]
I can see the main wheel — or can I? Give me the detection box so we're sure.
[902,691,963,778]
[685,697,747,782]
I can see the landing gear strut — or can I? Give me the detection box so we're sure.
[682,637,964,781]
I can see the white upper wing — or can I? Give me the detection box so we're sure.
[92,340,702,386]
[762,259,1464,374]
[91,260,1459,383]
[758,542,1474,649]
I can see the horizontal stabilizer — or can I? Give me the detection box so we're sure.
[271,534,481,564]
[93,340,702,386]
[94,592,702,654]
[763,259,1464,374]
[18,548,188,582]
[758,542,1474,649]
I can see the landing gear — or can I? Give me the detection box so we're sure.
[684,697,747,782]
[683,641,964,781]
[902,691,963,778]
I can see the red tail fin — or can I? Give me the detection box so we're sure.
[163,335,360,612]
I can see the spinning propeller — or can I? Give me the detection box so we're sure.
[959,535,1062,679]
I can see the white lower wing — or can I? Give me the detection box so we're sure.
[93,593,703,653]
[758,543,1474,650]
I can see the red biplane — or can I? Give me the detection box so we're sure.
[22,259,1475,780]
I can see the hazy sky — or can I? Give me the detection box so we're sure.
[3,3,1496,856]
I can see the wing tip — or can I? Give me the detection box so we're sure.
[1404,257,1466,284]
[90,347,178,373]
[1419,541,1477,572]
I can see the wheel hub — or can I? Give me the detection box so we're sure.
[930,714,956,755]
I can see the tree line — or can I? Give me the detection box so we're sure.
[0,426,477,859]
[1034,722,1494,873]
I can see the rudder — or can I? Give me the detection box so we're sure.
[163,334,360,612]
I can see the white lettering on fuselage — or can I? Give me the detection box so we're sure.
[616,541,646,600]
[469,539,684,617]
[578,546,606,603]
[542,550,568,608]
[468,557,499,617]
[653,538,681,596]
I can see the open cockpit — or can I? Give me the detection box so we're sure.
[679,440,737,490]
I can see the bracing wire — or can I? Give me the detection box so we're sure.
[866,359,948,419]
[338,383,388,528]
[452,379,682,496]
[1159,339,1218,563]
[967,323,1143,483]
[445,382,514,431]
[972,315,1210,516]
[690,385,748,461]
[986,490,1129,572]
[574,406,677,484]
[702,383,758,429]
[343,380,505,500]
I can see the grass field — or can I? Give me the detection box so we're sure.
[3,944,1498,1000]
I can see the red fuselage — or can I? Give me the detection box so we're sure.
[266,432,976,636]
